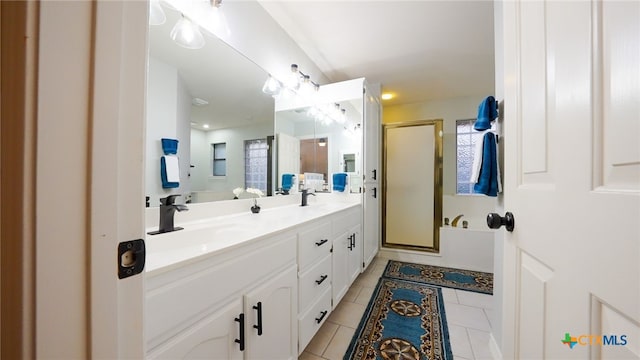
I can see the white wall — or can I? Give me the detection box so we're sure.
[145,57,192,206]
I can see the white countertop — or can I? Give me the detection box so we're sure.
[145,201,359,275]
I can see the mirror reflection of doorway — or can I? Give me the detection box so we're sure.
[300,137,328,182]
[343,154,356,172]
[383,120,443,252]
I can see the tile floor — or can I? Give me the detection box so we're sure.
[300,256,494,360]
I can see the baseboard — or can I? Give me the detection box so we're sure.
[489,333,502,360]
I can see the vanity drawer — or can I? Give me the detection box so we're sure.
[332,206,361,237]
[298,220,332,270]
[298,254,332,312]
[298,287,332,353]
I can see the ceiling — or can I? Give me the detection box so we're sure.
[259,0,496,106]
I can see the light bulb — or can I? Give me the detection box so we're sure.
[170,16,205,49]
[262,75,281,95]
[149,0,166,25]
[209,5,231,37]
[285,64,300,90]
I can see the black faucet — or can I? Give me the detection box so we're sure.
[301,189,316,207]
[148,195,189,235]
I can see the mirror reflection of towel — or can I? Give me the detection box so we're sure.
[282,173,294,191]
[161,155,180,188]
[332,173,348,192]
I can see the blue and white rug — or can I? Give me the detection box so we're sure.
[344,277,453,360]
[383,260,493,295]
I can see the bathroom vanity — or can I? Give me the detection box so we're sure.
[144,200,364,359]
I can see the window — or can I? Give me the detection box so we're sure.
[244,139,268,193]
[212,142,226,176]
[456,119,483,194]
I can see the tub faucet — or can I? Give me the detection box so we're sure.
[301,189,316,207]
[451,214,464,227]
[149,195,189,235]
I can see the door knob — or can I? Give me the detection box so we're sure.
[487,212,515,232]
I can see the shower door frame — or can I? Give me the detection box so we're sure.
[382,119,443,252]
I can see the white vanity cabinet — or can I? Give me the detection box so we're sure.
[145,231,298,360]
[331,206,363,306]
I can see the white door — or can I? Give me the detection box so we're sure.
[347,225,363,284]
[37,1,147,358]
[500,1,640,359]
[363,81,381,268]
[332,231,350,306]
[147,299,244,360]
[244,265,298,360]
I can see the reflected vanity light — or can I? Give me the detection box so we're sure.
[152,0,231,49]
[381,93,394,100]
[149,0,166,25]
[262,64,320,101]
[170,15,205,49]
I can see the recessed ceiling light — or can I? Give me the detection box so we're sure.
[381,93,394,100]
[203,124,210,129]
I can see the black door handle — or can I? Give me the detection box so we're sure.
[372,169,377,180]
[372,187,377,198]
[234,313,245,351]
[253,302,263,336]
[487,212,515,232]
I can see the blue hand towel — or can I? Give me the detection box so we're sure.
[282,173,294,191]
[473,132,500,196]
[474,96,498,131]
[161,138,179,155]
[161,155,180,188]
[332,173,348,192]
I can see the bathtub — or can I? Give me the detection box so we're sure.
[438,226,495,273]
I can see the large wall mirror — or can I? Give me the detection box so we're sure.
[274,79,365,194]
[146,6,275,206]
[146,4,366,206]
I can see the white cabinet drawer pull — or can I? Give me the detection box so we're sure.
[315,274,328,285]
[315,239,328,246]
[315,310,328,324]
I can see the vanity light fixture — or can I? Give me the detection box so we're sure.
[285,64,301,91]
[149,0,166,25]
[318,138,327,147]
[262,75,282,96]
[261,64,320,101]
[170,14,205,49]
[381,93,394,100]
[208,0,230,37]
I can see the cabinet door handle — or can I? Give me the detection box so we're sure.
[347,234,353,250]
[234,313,245,351]
[372,187,377,198]
[351,233,356,248]
[315,239,328,247]
[315,310,328,324]
[372,169,377,180]
[315,274,328,285]
[252,302,263,336]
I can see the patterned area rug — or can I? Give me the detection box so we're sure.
[344,277,453,360]
[383,260,493,295]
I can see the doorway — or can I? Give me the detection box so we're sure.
[382,120,443,252]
